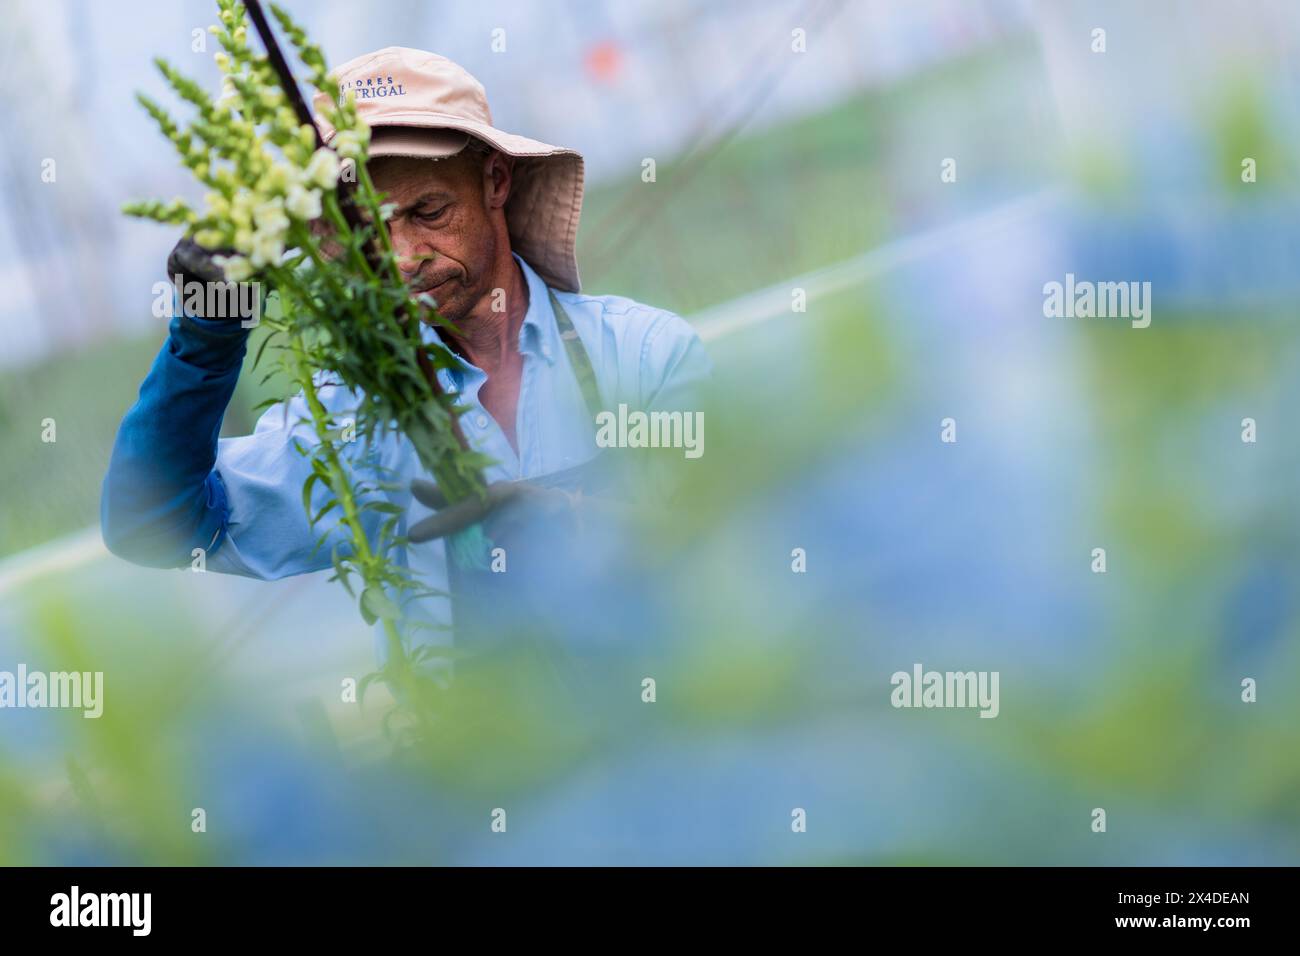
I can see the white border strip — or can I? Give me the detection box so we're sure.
[695,188,1060,342]
[0,525,106,595]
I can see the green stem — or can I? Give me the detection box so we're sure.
[286,332,411,695]
[287,223,349,305]
[322,192,378,283]
[357,163,408,290]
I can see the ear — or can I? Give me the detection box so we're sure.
[483,150,514,211]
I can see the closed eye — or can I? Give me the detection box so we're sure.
[416,204,450,223]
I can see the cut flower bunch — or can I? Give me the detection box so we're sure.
[124,0,492,736]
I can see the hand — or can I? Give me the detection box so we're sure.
[166,237,240,320]
[407,478,575,544]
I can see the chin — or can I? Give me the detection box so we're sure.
[421,297,468,328]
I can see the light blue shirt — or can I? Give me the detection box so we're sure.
[203,254,710,656]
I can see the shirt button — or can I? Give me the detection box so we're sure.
[475,414,489,429]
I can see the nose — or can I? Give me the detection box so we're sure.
[389,224,429,282]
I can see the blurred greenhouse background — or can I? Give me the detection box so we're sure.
[2,0,1300,864]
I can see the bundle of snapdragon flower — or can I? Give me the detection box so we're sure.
[125,0,491,729]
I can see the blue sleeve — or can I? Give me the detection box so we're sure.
[203,387,385,581]
[639,311,713,411]
[100,311,249,568]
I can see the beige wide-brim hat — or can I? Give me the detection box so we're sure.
[314,46,584,293]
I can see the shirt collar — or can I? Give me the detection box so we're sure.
[515,252,560,366]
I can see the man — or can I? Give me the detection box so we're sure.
[101,47,710,661]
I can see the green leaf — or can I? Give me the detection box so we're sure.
[310,498,338,525]
[300,471,321,517]
[361,586,400,621]
[357,671,383,708]
[253,328,283,369]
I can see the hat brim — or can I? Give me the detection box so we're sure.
[366,125,470,160]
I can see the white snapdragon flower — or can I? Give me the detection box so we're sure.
[264,162,303,195]
[217,76,238,109]
[248,231,284,269]
[332,129,366,161]
[252,196,289,235]
[214,254,253,282]
[285,184,322,221]
[204,192,230,219]
[304,147,340,190]
[230,190,254,229]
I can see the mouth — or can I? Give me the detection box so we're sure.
[413,275,454,296]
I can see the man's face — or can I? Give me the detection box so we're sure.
[368,150,506,325]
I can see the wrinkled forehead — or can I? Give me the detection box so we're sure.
[368,152,483,203]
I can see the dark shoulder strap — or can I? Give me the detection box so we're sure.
[548,288,604,419]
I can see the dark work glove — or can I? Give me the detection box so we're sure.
[167,237,242,321]
[407,453,629,545]
[407,479,576,544]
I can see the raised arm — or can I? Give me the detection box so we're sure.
[100,240,253,568]
[101,240,382,578]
